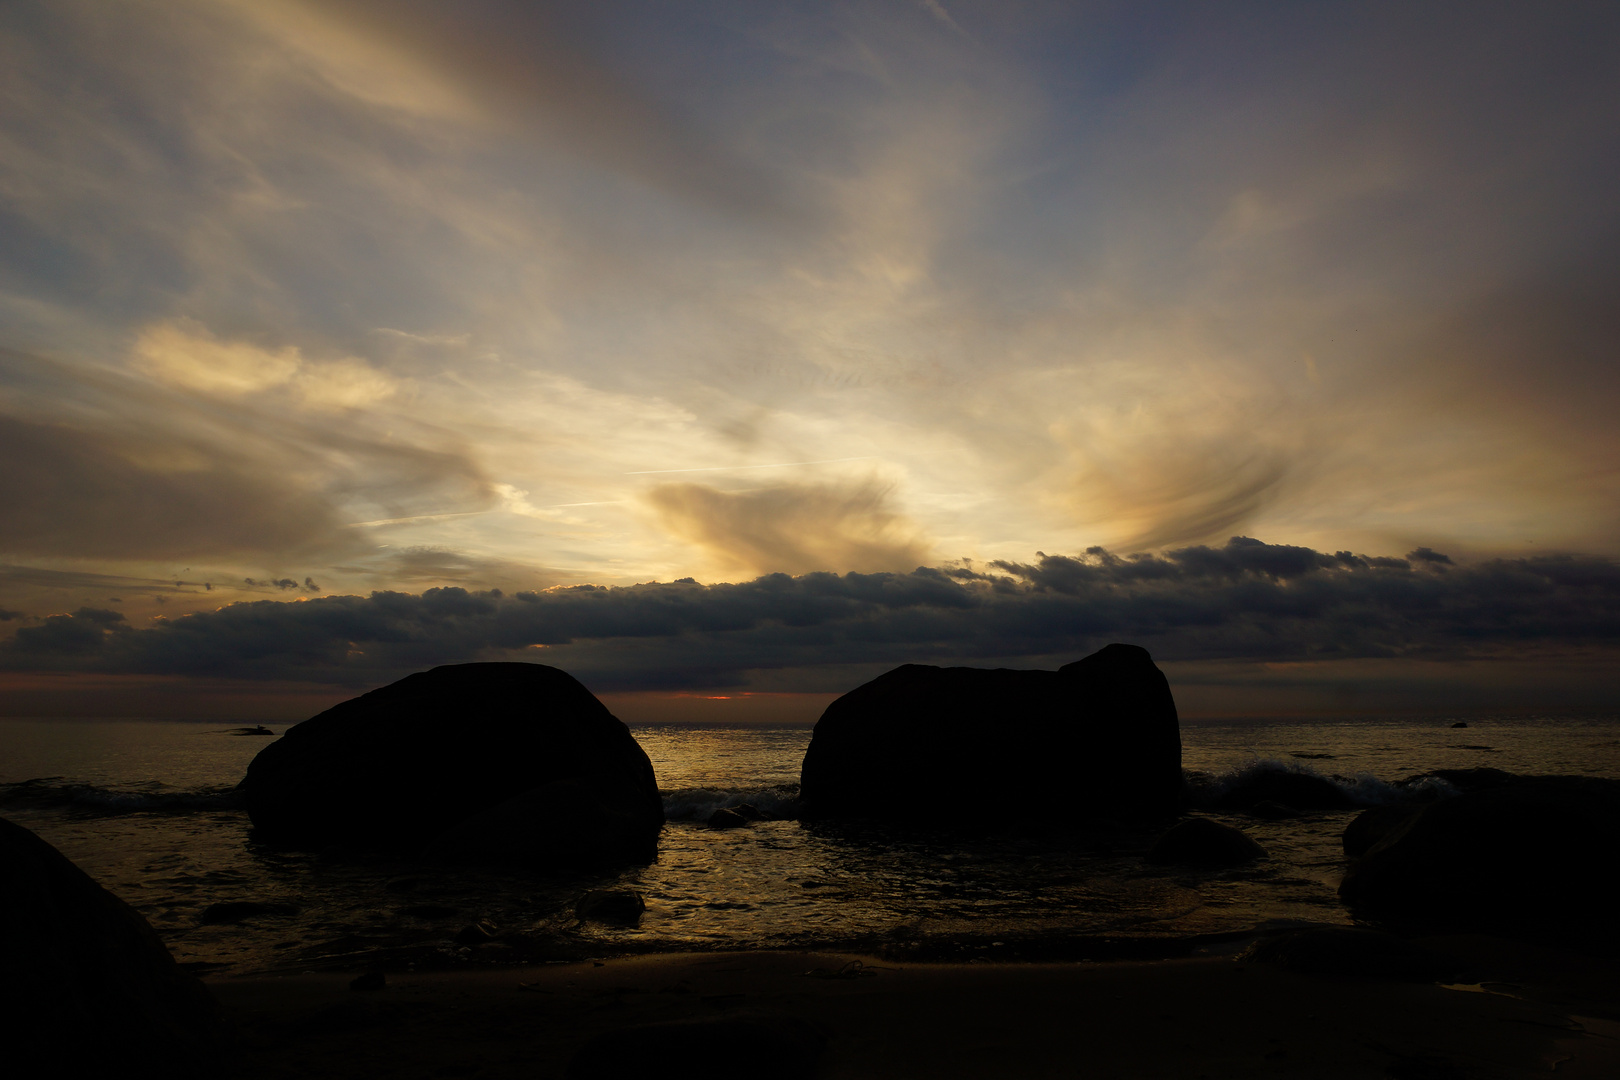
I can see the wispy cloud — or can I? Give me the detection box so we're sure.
[1,0,1618,702]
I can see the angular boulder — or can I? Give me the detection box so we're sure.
[1340,775,1620,946]
[1,816,215,1074]
[240,663,663,863]
[799,643,1181,823]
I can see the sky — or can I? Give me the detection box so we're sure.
[2,0,1617,720]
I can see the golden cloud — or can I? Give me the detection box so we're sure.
[644,479,931,577]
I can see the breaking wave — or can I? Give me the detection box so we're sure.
[1190,758,1459,808]
[662,785,802,821]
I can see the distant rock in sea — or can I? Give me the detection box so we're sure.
[1,815,216,1074]
[239,663,663,866]
[1340,774,1620,949]
[1147,817,1266,866]
[798,643,1182,825]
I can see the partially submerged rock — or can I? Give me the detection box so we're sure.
[576,889,646,925]
[1341,805,1418,859]
[799,643,1181,824]
[1,815,215,1074]
[708,807,752,829]
[240,663,663,865]
[1340,775,1620,946]
[1147,817,1266,866]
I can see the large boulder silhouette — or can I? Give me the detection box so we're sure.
[241,663,663,863]
[1,816,215,1074]
[799,643,1181,824]
[1340,774,1620,947]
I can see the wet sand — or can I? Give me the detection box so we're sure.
[208,938,1620,1078]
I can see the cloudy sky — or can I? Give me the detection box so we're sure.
[2,0,1617,719]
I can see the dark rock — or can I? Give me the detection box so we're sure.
[729,802,764,821]
[349,971,386,991]
[799,643,1181,824]
[1,815,216,1075]
[567,1013,827,1080]
[453,920,499,944]
[575,889,646,925]
[708,807,750,829]
[1340,775,1620,946]
[198,900,299,925]
[1248,800,1302,820]
[426,774,662,866]
[1450,721,1468,729]
[1146,817,1266,866]
[240,662,663,864]
[1241,927,1462,981]
[1216,767,1354,811]
[1342,805,1419,858]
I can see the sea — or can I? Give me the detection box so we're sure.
[3,714,1618,975]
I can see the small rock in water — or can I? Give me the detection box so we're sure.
[349,971,386,992]
[708,808,751,829]
[1342,805,1419,858]
[1450,721,1468,729]
[1147,817,1267,866]
[453,920,499,944]
[575,889,646,925]
[199,900,299,925]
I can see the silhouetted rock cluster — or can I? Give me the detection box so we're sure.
[240,663,663,866]
[1,816,215,1074]
[1340,774,1620,948]
[799,643,1181,825]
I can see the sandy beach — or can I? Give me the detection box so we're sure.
[207,938,1620,1079]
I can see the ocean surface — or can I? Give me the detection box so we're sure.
[3,714,1618,975]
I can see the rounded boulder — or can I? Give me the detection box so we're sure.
[240,663,663,863]
[1339,775,1620,946]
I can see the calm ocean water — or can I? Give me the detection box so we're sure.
[2,715,1617,974]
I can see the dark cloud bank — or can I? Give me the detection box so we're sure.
[4,539,1616,700]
